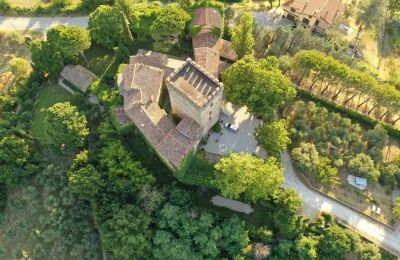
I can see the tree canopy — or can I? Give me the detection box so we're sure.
[256,119,291,156]
[222,55,296,117]
[44,102,89,150]
[317,224,353,259]
[348,153,380,181]
[47,25,91,59]
[150,4,190,52]
[88,5,123,49]
[9,58,32,79]
[212,153,284,201]
[231,12,255,59]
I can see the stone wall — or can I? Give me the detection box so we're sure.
[167,82,223,136]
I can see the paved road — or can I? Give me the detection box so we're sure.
[281,150,400,257]
[0,16,88,31]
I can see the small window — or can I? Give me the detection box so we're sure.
[315,20,320,26]
[209,111,212,115]
[290,7,296,13]
[210,103,213,107]
[302,18,310,25]
[209,117,212,121]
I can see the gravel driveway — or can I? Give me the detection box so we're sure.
[0,16,89,31]
[253,9,294,28]
[203,103,267,158]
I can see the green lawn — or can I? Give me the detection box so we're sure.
[31,84,75,142]
[82,45,119,78]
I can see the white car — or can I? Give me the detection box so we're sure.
[224,123,238,133]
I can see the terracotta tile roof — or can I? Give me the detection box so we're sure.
[219,39,238,61]
[118,54,203,169]
[157,126,201,168]
[192,7,222,29]
[194,47,220,77]
[137,49,187,70]
[60,65,96,92]
[283,0,344,25]
[113,107,132,127]
[218,61,231,74]
[123,89,141,111]
[122,63,164,104]
[192,31,220,51]
[176,116,202,140]
[129,55,176,78]
[167,59,223,109]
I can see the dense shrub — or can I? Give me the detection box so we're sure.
[0,0,10,13]
[89,79,122,107]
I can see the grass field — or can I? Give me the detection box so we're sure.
[31,83,76,141]
[81,45,119,78]
[0,30,41,92]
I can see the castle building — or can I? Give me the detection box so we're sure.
[113,8,236,172]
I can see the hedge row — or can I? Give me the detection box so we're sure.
[296,88,400,139]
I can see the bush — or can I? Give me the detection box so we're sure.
[212,122,222,133]
[0,0,10,13]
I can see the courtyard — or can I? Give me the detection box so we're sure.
[203,102,267,158]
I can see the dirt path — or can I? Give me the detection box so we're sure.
[0,16,88,31]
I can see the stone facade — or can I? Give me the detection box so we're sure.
[167,59,223,136]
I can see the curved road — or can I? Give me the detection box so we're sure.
[282,150,400,256]
[0,16,88,31]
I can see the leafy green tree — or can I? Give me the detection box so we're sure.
[50,0,72,9]
[256,119,291,156]
[292,143,319,174]
[102,204,152,259]
[272,188,306,238]
[120,11,135,52]
[0,134,29,167]
[356,242,381,260]
[317,224,353,259]
[9,58,32,79]
[98,139,155,198]
[212,153,284,201]
[379,161,400,186]
[231,12,255,58]
[88,5,123,49]
[348,153,380,181]
[67,150,102,200]
[365,124,388,149]
[394,196,400,219]
[273,240,295,258]
[177,0,192,11]
[81,0,114,12]
[356,0,388,32]
[220,216,250,257]
[46,25,91,59]
[0,0,10,12]
[295,235,319,260]
[130,3,162,42]
[45,102,89,150]
[314,157,339,185]
[222,55,296,117]
[115,0,134,19]
[388,0,400,15]
[150,4,190,52]
[30,40,63,77]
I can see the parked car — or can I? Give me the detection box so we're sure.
[224,123,238,133]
